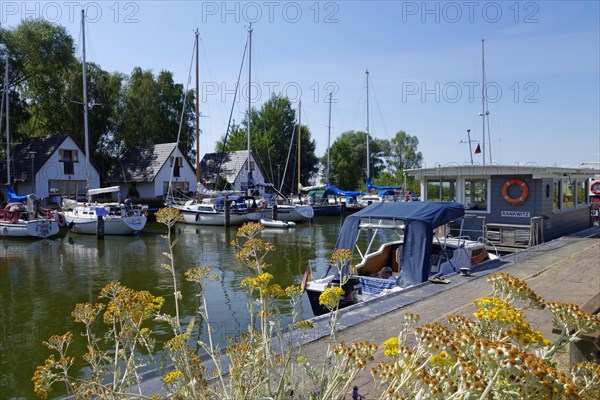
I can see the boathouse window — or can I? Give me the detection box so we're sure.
[49,179,86,198]
[562,179,575,209]
[576,180,586,206]
[553,181,561,210]
[169,157,182,177]
[464,179,488,211]
[245,161,255,171]
[59,149,78,175]
[426,179,456,202]
[164,181,189,196]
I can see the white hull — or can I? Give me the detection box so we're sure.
[248,205,314,222]
[62,203,147,235]
[0,219,60,239]
[260,218,296,228]
[179,209,248,226]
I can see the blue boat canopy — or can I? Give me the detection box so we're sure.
[331,201,465,288]
[6,184,28,203]
[366,177,402,192]
[325,184,364,198]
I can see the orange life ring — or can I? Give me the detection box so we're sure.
[591,182,600,195]
[502,178,529,205]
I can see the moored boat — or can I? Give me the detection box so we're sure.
[0,197,60,239]
[260,218,296,228]
[304,201,496,316]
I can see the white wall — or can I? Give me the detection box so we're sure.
[37,136,100,197]
[154,147,196,197]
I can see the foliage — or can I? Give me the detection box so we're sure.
[217,94,319,194]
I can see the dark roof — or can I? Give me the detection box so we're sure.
[108,143,192,183]
[200,150,255,184]
[0,133,73,184]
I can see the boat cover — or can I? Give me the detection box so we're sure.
[366,177,402,192]
[331,201,465,287]
[325,184,364,197]
[6,184,27,202]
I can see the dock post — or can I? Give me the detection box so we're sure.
[341,202,347,220]
[97,216,104,239]
[272,202,278,221]
[224,198,230,227]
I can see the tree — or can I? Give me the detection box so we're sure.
[114,68,195,159]
[388,130,423,173]
[217,94,318,194]
[326,130,388,191]
[0,19,76,140]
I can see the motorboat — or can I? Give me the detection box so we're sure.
[304,201,497,316]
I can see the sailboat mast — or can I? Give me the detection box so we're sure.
[365,69,370,181]
[195,30,200,189]
[480,39,486,166]
[247,25,253,195]
[3,54,9,184]
[297,101,301,193]
[81,10,91,195]
[327,92,332,185]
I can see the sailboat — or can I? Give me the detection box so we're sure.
[248,101,314,222]
[61,10,147,235]
[0,56,59,239]
[169,29,252,226]
[358,70,402,206]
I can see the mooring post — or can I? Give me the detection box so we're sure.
[272,202,278,221]
[224,198,230,227]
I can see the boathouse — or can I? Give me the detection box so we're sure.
[199,150,268,193]
[108,143,196,199]
[407,164,597,251]
[0,133,100,201]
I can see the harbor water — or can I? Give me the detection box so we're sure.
[0,218,343,399]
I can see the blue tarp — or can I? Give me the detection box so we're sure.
[366,177,402,192]
[325,184,364,197]
[6,184,28,203]
[331,201,465,288]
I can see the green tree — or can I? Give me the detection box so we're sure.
[388,130,423,172]
[326,130,388,191]
[114,68,195,159]
[217,94,318,194]
[0,19,76,140]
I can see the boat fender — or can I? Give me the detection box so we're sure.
[502,178,529,205]
[56,212,67,228]
[195,213,200,222]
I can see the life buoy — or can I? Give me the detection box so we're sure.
[590,182,600,195]
[56,212,67,228]
[502,178,529,205]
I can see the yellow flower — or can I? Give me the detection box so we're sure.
[318,286,345,310]
[382,337,399,357]
[156,207,182,226]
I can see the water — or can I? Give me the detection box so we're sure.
[0,218,343,399]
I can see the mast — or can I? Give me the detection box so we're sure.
[479,39,491,165]
[327,92,332,185]
[3,54,9,184]
[297,101,301,193]
[247,24,253,195]
[365,69,370,182]
[195,30,200,189]
[81,10,91,196]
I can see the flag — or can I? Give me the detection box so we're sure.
[474,144,481,154]
[300,263,313,291]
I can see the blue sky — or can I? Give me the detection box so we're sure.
[2,1,599,169]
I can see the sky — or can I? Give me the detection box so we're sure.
[2,1,599,171]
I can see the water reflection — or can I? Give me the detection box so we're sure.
[0,218,342,398]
